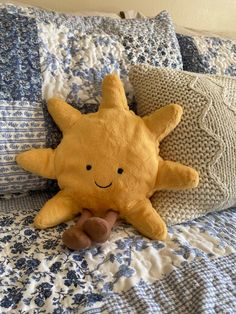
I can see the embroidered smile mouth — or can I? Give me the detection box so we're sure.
[95,181,112,189]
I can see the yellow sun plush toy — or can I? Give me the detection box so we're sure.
[16,74,199,250]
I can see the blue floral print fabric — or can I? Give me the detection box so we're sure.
[177,33,236,76]
[0,9,47,195]
[0,192,235,313]
[0,9,41,102]
[0,3,183,195]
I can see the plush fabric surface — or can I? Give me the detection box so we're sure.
[0,192,235,313]
[0,3,182,195]
[129,65,236,225]
[177,32,236,76]
[16,75,198,241]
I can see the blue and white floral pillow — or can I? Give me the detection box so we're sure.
[177,33,236,76]
[0,3,183,195]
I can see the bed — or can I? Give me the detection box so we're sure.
[0,2,236,313]
[1,192,235,313]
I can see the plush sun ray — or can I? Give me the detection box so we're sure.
[16,74,199,243]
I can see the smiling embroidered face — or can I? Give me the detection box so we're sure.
[86,164,124,189]
[54,108,159,206]
[95,181,112,189]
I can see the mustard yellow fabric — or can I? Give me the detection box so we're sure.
[16,74,199,240]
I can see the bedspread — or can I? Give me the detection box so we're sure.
[0,192,235,313]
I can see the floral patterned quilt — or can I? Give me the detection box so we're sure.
[0,191,235,313]
[0,5,235,312]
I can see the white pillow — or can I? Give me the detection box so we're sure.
[175,24,236,41]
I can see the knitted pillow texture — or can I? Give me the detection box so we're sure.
[129,65,236,224]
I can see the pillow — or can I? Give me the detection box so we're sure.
[0,3,182,195]
[129,65,236,225]
[177,31,236,76]
[175,25,236,41]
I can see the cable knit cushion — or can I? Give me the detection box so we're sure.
[129,65,236,224]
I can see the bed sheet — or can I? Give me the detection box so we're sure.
[0,191,235,313]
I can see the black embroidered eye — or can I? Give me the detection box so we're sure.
[86,165,92,171]
[117,168,124,174]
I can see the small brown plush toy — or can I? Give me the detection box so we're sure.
[16,74,199,250]
[62,209,119,250]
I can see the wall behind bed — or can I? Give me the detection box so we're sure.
[1,0,236,34]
